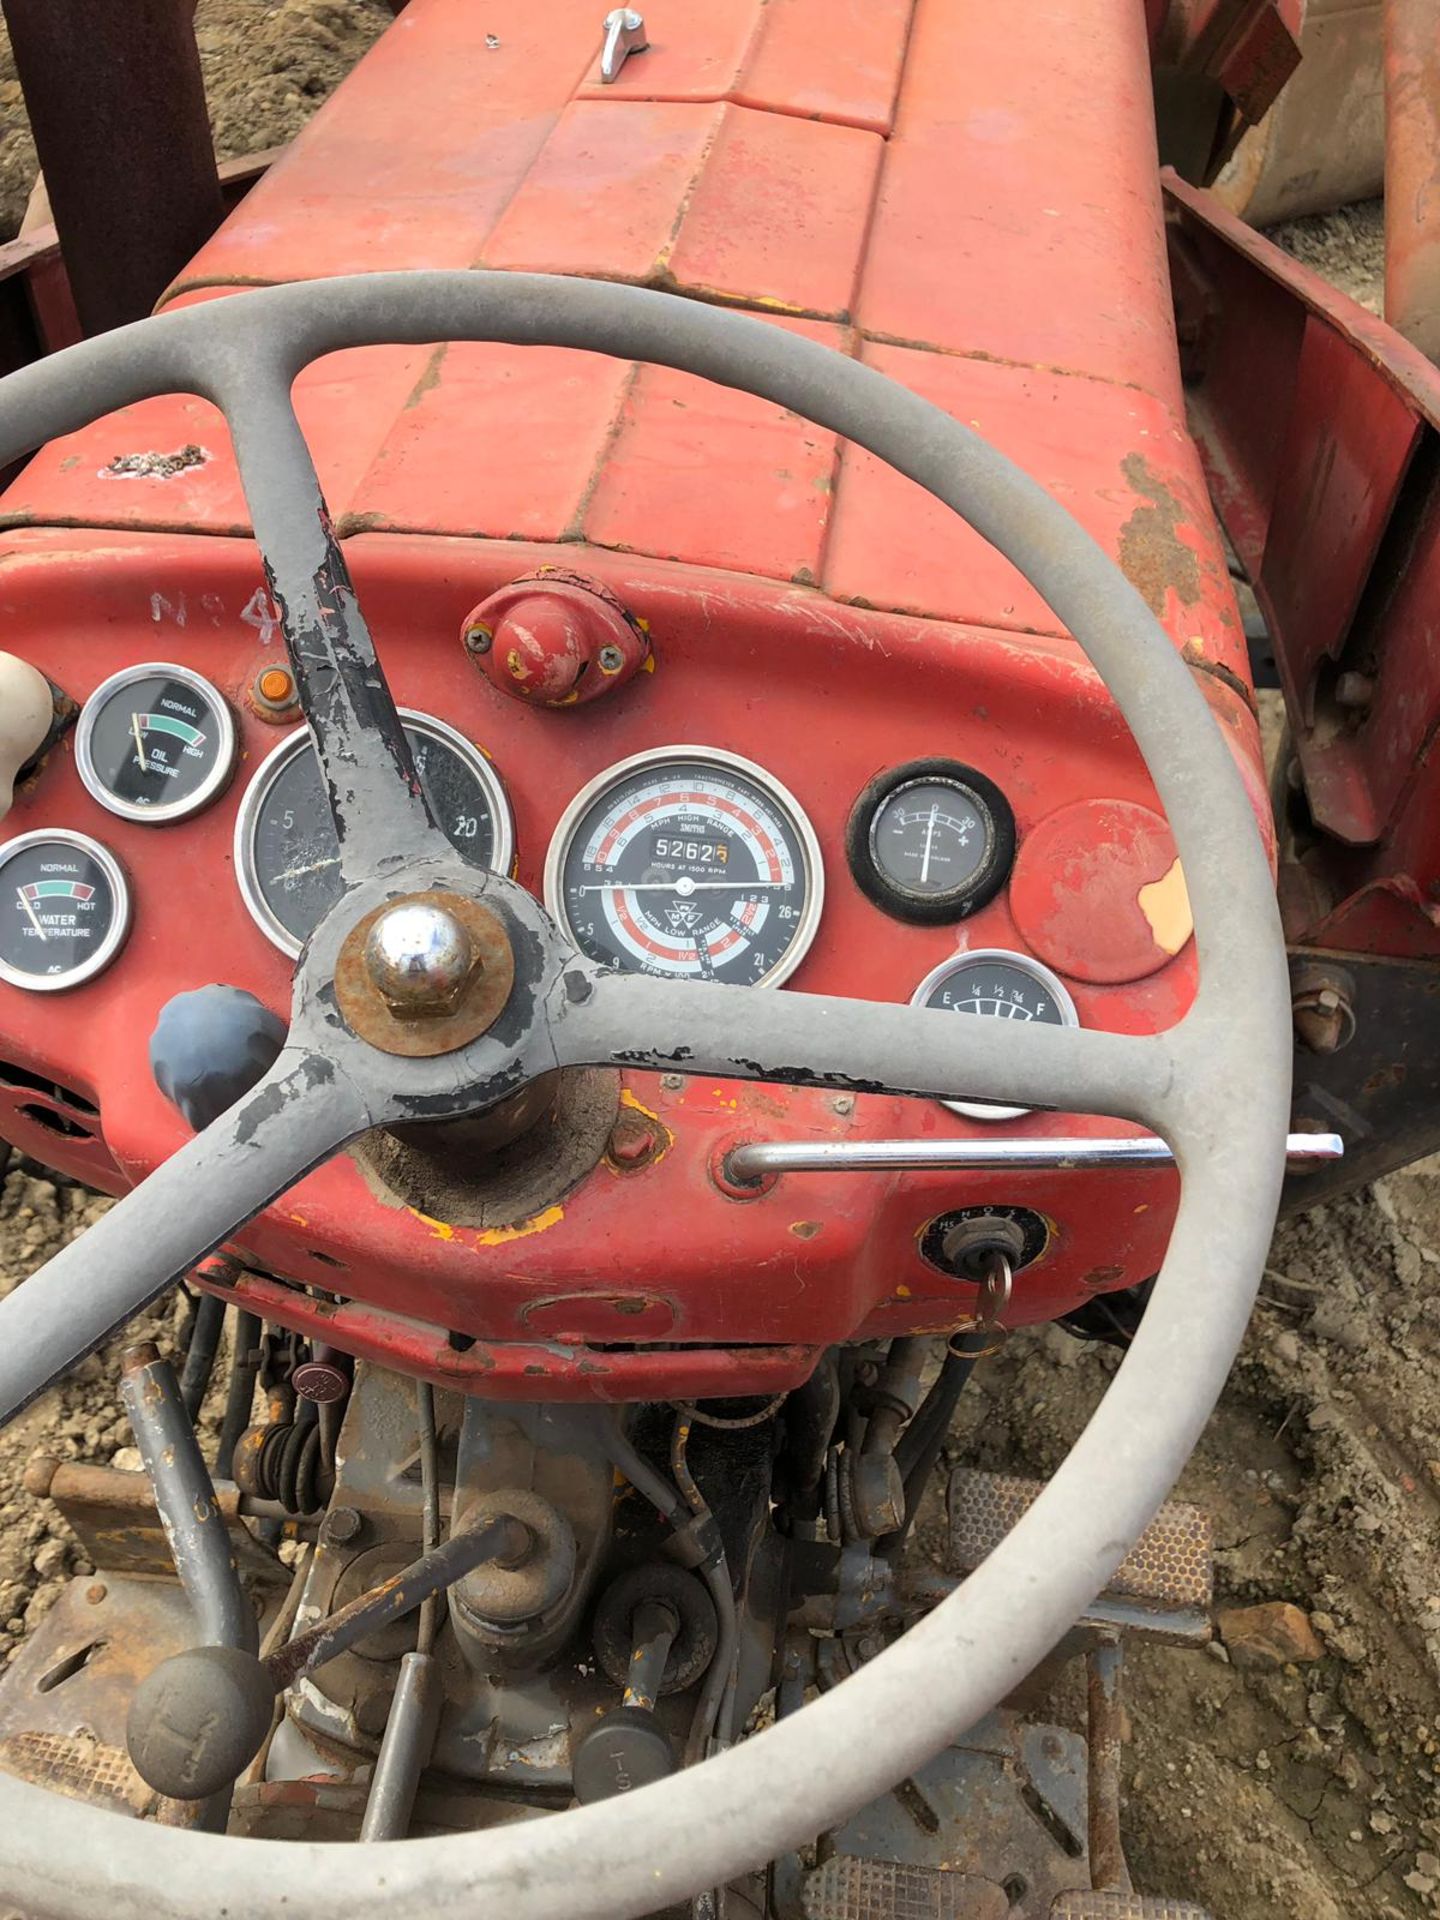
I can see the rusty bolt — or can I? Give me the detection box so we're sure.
[86,1582,107,1606]
[597,644,626,673]
[1333,671,1375,712]
[831,1094,855,1117]
[463,623,493,655]
[321,1505,363,1546]
[291,1359,349,1404]
[1291,970,1356,1055]
[609,1118,659,1168]
[659,1073,685,1093]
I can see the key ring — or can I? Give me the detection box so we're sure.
[950,1248,1012,1361]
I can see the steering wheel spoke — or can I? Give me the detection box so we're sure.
[0,1042,375,1428]
[554,970,1175,1131]
[217,372,446,883]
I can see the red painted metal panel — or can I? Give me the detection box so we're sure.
[484,102,883,322]
[857,0,1183,407]
[824,340,1247,677]
[735,0,916,135]
[582,318,849,584]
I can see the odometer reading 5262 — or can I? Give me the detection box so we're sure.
[546,747,823,986]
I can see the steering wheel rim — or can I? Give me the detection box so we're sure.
[0,271,1290,1919]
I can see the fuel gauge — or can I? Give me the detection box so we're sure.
[847,758,1015,924]
[76,664,236,823]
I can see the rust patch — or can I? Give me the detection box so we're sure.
[1117,452,1201,617]
[100,443,209,481]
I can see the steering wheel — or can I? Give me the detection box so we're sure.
[0,273,1290,1919]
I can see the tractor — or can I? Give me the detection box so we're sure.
[0,1,1434,1914]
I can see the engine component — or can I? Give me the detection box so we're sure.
[357,1648,442,1841]
[546,745,823,985]
[462,569,649,707]
[846,758,1016,925]
[0,651,57,823]
[447,1402,616,1671]
[127,1513,533,1801]
[451,1487,576,1629]
[0,828,130,992]
[149,985,286,1131]
[75,663,235,823]
[910,948,1081,1121]
[232,1407,332,1517]
[591,1563,718,1694]
[234,709,514,956]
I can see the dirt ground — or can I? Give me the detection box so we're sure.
[0,11,1433,1917]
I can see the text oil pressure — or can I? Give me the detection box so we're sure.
[76,664,236,823]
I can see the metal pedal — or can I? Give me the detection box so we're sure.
[1050,1894,1214,1918]
[948,1470,1212,1644]
[802,1856,1009,1919]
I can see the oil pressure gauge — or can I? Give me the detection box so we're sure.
[848,759,1015,924]
[0,829,130,991]
[911,947,1079,1121]
[76,664,236,823]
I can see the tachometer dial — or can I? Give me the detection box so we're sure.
[545,747,823,985]
[235,710,514,956]
[0,830,130,991]
[911,947,1079,1121]
[76,664,237,823]
[848,758,1014,924]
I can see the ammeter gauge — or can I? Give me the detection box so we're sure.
[847,759,1015,924]
[911,947,1080,1121]
[546,746,823,986]
[0,829,131,991]
[76,664,236,823]
[235,710,514,957]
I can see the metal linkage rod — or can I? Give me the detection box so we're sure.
[121,1343,256,1657]
[725,1131,1342,1182]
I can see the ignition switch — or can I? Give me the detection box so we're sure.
[461,569,650,708]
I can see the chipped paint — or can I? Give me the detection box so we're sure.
[408,1207,456,1242]
[1117,452,1201,617]
[618,1087,660,1122]
[476,1204,565,1247]
[1137,858,1193,956]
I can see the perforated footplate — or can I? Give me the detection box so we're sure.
[801,1857,1010,1920]
[948,1471,1212,1641]
[1050,1894,1214,1919]
[0,1729,155,1816]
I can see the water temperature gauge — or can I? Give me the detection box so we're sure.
[0,830,131,991]
[76,664,236,823]
[847,758,1015,924]
[911,947,1079,1121]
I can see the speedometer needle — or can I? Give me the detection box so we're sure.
[18,892,47,942]
[131,713,148,774]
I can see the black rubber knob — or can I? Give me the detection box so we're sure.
[149,985,286,1131]
[572,1705,675,1804]
[126,1644,275,1800]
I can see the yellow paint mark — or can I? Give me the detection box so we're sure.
[1133,1203,1149,1215]
[288,1211,309,1229]
[710,1087,738,1108]
[642,654,656,673]
[409,1208,456,1242]
[894,1284,911,1299]
[477,1204,565,1247]
[1137,858,1193,955]
[620,1088,660,1122]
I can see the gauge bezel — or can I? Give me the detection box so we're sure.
[910,946,1080,1122]
[0,828,131,992]
[75,662,238,825]
[543,744,825,989]
[847,757,1016,925]
[234,708,516,958]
